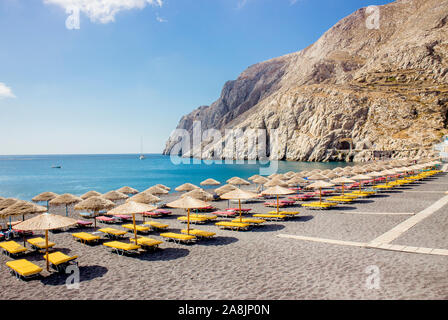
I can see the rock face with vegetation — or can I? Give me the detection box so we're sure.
[164,0,448,162]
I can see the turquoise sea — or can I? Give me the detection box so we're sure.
[0,154,352,201]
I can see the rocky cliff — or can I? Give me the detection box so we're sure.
[163,0,448,162]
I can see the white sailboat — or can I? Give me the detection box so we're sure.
[139,136,145,160]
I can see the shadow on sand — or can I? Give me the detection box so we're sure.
[41,265,108,286]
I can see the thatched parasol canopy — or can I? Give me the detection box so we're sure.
[13,213,76,231]
[166,196,210,209]
[287,176,308,185]
[0,200,47,218]
[49,194,82,206]
[0,198,19,211]
[116,186,139,195]
[324,172,340,179]
[264,179,288,187]
[307,174,328,181]
[220,188,258,200]
[175,183,200,192]
[102,190,129,201]
[351,174,372,181]
[181,189,214,201]
[74,196,115,212]
[307,181,335,189]
[144,186,170,195]
[330,177,356,185]
[214,184,237,196]
[107,201,157,216]
[155,184,171,191]
[127,192,161,204]
[252,176,269,184]
[80,190,102,199]
[261,186,295,196]
[32,192,58,203]
[248,174,262,181]
[49,193,83,217]
[200,178,221,186]
[226,177,251,186]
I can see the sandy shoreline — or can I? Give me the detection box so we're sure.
[1,174,448,300]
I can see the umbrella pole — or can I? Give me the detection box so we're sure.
[94,210,97,229]
[319,188,322,203]
[239,199,242,223]
[66,205,68,217]
[132,213,138,244]
[342,183,345,196]
[277,195,279,215]
[187,208,190,235]
[45,230,49,272]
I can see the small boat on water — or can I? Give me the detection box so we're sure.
[51,165,62,169]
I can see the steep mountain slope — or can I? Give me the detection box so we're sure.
[163,0,448,162]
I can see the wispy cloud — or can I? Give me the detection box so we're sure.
[156,14,167,23]
[0,83,16,99]
[44,0,163,24]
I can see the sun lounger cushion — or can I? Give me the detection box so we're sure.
[103,241,140,252]
[215,222,250,230]
[143,221,169,229]
[72,232,100,243]
[6,259,42,278]
[0,241,27,255]
[160,232,196,242]
[231,218,265,224]
[129,237,163,248]
[177,216,207,223]
[122,224,150,233]
[27,237,56,249]
[44,251,78,266]
[181,229,216,238]
[253,214,286,220]
[98,228,127,237]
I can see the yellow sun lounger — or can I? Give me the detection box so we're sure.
[98,228,127,239]
[301,202,336,210]
[27,237,56,251]
[231,218,265,225]
[177,216,208,224]
[215,221,251,231]
[6,259,43,280]
[0,241,28,257]
[327,197,354,203]
[72,232,101,245]
[129,237,163,250]
[253,214,287,221]
[143,221,169,230]
[160,232,196,244]
[122,224,151,234]
[190,214,217,221]
[268,211,301,217]
[103,241,140,255]
[181,229,216,239]
[43,251,78,272]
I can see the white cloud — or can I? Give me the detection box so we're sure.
[156,14,167,23]
[44,0,163,24]
[0,83,16,99]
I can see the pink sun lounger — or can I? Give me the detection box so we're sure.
[96,216,116,224]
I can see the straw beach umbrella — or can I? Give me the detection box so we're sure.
[80,190,102,200]
[0,198,19,211]
[214,184,237,196]
[166,196,210,235]
[351,174,373,192]
[220,189,258,222]
[227,177,251,188]
[181,189,214,202]
[200,178,221,187]
[102,191,129,202]
[248,174,262,181]
[144,186,169,195]
[49,194,82,217]
[175,183,200,192]
[116,186,139,195]
[13,212,77,271]
[0,200,47,236]
[74,196,116,228]
[307,181,335,203]
[261,185,295,215]
[330,177,356,196]
[155,184,171,191]
[127,192,161,204]
[107,201,157,244]
[265,179,289,188]
[32,192,58,210]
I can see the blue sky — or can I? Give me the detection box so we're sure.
[0,0,393,155]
